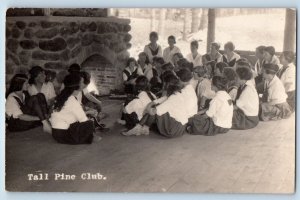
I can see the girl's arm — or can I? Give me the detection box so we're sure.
[84,93,102,106]
[18,114,40,121]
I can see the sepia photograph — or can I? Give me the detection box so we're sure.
[5,8,296,193]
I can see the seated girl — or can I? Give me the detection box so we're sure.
[278,51,296,112]
[163,35,181,64]
[222,41,241,68]
[263,46,280,65]
[223,67,239,102]
[50,73,101,144]
[123,74,188,138]
[202,54,212,67]
[232,67,259,130]
[195,61,217,110]
[176,68,198,118]
[186,40,202,68]
[123,57,143,95]
[143,31,163,63]
[79,71,109,129]
[6,74,52,133]
[259,63,292,121]
[172,52,184,71]
[27,66,56,107]
[210,42,223,63]
[187,76,233,136]
[121,76,157,132]
[138,52,155,81]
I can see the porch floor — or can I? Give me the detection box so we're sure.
[5,100,295,193]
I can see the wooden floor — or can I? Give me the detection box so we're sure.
[5,100,295,193]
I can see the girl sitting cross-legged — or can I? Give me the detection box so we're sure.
[6,74,52,133]
[186,76,233,136]
[50,73,101,144]
[259,63,292,121]
[231,67,259,130]
[122,73,189,138]
[120,76,157,132]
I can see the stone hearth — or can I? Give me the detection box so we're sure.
[6,16,131,94]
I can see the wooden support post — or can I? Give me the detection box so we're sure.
[283,8,296,52]
[207,8,216,52]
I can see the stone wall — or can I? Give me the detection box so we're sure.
[6,16,131,94]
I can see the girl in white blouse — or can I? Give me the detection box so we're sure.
[6,74,52,133]
[143,32,163,63]
[222,41,241,68]
[278,51,296,111]
[123,74,188,138]
[27,66,56,106]
[186,40,202,68]
[232,67,259,130]
[50,73,100,144]
[260,63,292,121]
[187,76,233,136]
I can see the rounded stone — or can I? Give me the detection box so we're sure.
[16,21,26,30]
[88,22,97,31]
[124,24,131,32]
[20,40,37,49]
[7,39,19,53]
[80,23,87,32]
[39,37,67,52]
[11,28,21,38]
[24,29,34,39]
[35,28,58,39]
[60,49,70,61]
[69,22,79,34]
[123,33,132,43]
[32,51,60,61]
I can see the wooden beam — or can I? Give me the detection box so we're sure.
[283,8,296,52]
[207,8,216,52]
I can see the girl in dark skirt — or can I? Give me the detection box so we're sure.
[122,74,187,138]
[187,76,233,136]
[259,63,292,121]
[50,73,100,144]
[278,51,296,112]
[223,67,239,102]
[123,57,143,95]
[121,76,156,131]
[6,74,52,133]
[231,67,259,130]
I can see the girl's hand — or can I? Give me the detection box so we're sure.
[86,109,98,117]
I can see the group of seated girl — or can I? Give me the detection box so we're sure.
[6,64,108,144]
[118,31,295,137]
[6,31,295,143]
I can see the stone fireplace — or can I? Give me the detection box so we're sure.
[6,15,131,94]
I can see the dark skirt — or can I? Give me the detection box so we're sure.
[6,117,42,132]
[52,120,94,145]
[188,114,229,136]
[124,84,135,94]
[122,112,139,130]
[259,102,292,121]
[156,113,186,138]
[286,90,295,112]
[231,108,259,130]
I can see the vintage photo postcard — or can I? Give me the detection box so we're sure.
[5,8,296,193]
